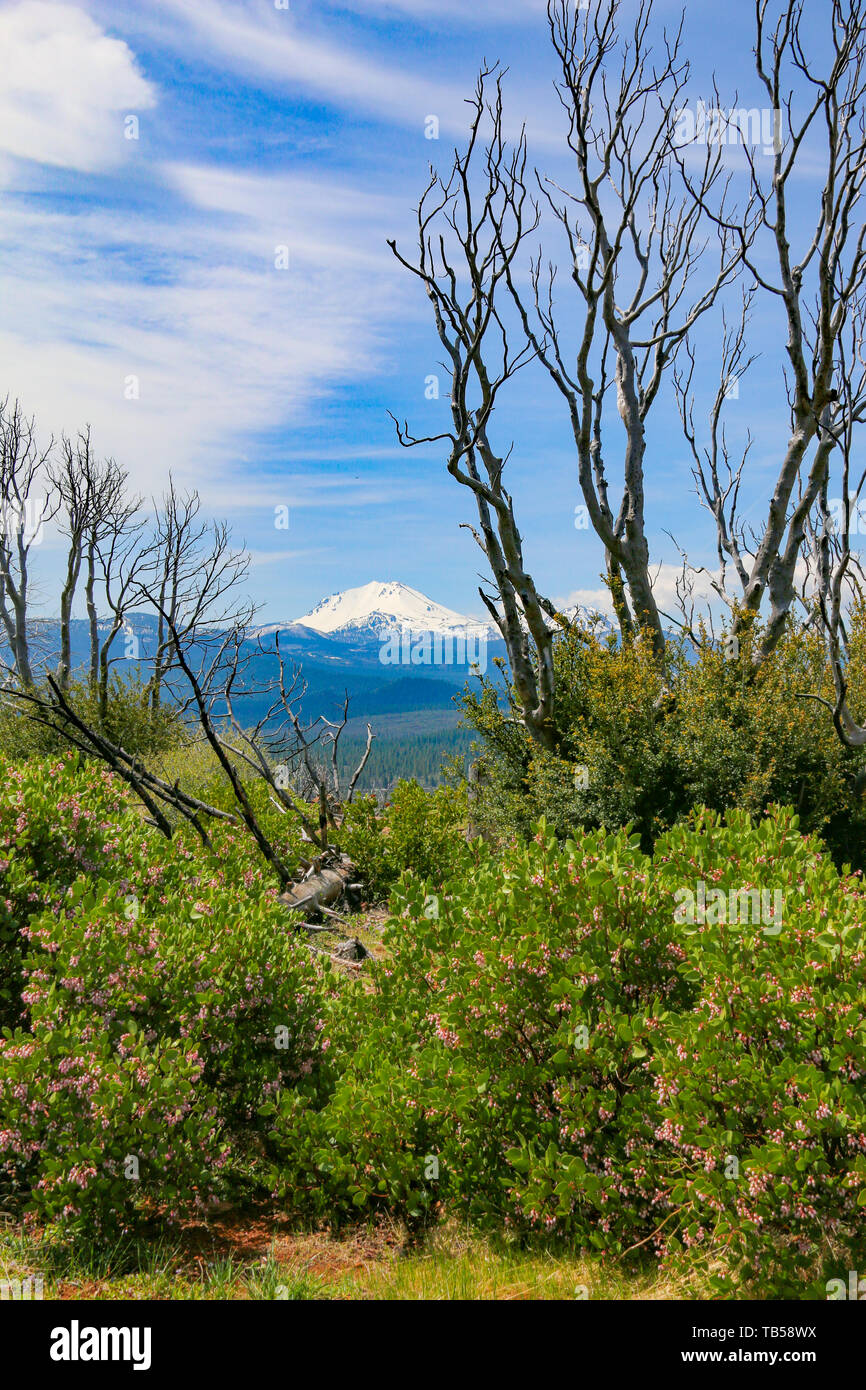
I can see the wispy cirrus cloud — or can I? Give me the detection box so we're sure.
[1,0,787,623]
[125,0,470,134]
[0,160,412,502]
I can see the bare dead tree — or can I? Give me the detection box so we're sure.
[389,2,752,755]
[3,433,375,902]
[15,608,315,883]
[392,0,866,708]
[16,604,377,900]
[799,313,866,635]
[2,415,144,697]
[82,459,142,695]
[670,288,759,632]
[150,610,309,882]
[678,0,866,663]
[288,691,375,843]
[7,511,255,848]
[94,497,148,722]
[11,670,240,842]
[138,480,251,713]
[343,712,376,802]
[0,398,54,687]
[220,632,375,849]
[500,0,750,658]
[796,317,866,745]
[218,640,326,843]
[49,429,98,691]
[389,67,561,752]
[50,435,144,702]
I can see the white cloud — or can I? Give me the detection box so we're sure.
[0,2,155,172]
[649,562,722,616]
[555,586,616,617]
[0,162,414,508]
[557,563,727,626]
[141,0,469,134]
[166,162,400,274]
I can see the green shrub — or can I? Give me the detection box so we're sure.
[0,753,333,1233]
[0,673,185,762]
[336,779,469,900]
[7,754,865,1293]
[271,808,866,1294]
[20,872,330,1124]
[0,1025,219,1232]
[595,808,865,1295]
[0,753,130,1029]
[461,619,866,868]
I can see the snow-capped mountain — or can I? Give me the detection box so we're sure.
[290,581,497,640]
[252,581,614,646]
[558,602,615,634]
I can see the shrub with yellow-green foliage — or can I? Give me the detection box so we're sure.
[0,673,184,762]
[462,616,866,868]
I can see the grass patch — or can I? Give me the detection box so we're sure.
[0,1218,711,1302]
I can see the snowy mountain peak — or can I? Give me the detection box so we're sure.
[293,580,495,639]
[558,602,615,633]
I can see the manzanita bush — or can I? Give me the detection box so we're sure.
[272,808,866,1296]
[0,754,130,1028]
[3,753,865,1295]
[0,753,335,1233]
[335,779,468,900]
[1,1025,218,1229]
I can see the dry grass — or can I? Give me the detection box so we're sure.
[0,1215,712,1302]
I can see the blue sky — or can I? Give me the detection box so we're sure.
[0,0,838,624]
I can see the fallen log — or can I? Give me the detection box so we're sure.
[278,853,355,918]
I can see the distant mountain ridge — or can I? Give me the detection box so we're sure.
[9,583,619,787]
[21,583,615,684]
[17,584,507,720]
